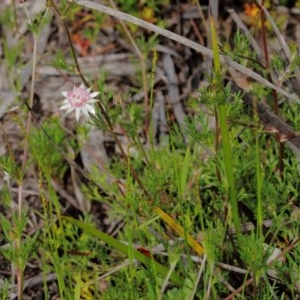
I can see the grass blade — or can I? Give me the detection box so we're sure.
[62,216,183,285]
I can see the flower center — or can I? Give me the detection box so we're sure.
[68,87,89,107]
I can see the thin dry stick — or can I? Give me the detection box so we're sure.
[205,262,214,300]
[262,7,291,61]
[159,260,179,299]
[189,254,207,300]
[74,0,299,104]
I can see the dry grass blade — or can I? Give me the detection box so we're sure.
[209,0,219,23]
[262,6,291,60]
[74,0,300,103]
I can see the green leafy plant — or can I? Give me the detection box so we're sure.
[2,1,300,299]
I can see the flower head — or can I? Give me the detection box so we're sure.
[60,84,99,121]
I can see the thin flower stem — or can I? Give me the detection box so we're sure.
[15,32,38,300]
[21,34,37,183]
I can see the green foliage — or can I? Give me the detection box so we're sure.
[28,117,69,176]
[0,4,16,29]
[0,155,23,184]
[136,35,159,54]
[0,279,10,300]
[239,233,265,272]
[26,10,52,37]
[0,210,39,274]
[115,0,169,17]
[2,1,300,299]
[3,39,23,70]
[1,37,24,92]
[82,12,105,42]
[51,49,75,72]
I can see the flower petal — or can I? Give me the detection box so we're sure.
[66,107,74,114]
[62,91,69,97]
[86,104,95,114]
[75,108,81,121]
[88,99,98,104]
[60,103,71,110]
[90,91,100,98]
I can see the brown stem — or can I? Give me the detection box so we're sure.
[255,1,283,176]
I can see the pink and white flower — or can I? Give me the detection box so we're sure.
[60,84,99,121]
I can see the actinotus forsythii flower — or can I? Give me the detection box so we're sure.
[60,84,99,121]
